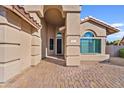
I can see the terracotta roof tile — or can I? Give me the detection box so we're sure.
[13,5,41,29]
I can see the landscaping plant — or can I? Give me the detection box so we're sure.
[119,48,124,58]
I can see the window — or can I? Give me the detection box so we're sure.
[80,39,101,54]
[56,32,62,38]
[83,31,94,37]
[50,39,54,50]
[80,31,101,54]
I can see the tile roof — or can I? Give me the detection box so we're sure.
[81,16,120,33]
[3,5,41,30]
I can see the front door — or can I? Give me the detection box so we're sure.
[57,38,62,54]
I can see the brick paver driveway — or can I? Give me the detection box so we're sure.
[1,57,124,88]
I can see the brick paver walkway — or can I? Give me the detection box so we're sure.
[1,57,124,88]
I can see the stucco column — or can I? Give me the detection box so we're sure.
[101,37,106,54]
[65,12,80,66]
[31,28,42,65]
[41,18,47,58]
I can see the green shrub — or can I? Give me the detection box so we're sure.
[119,48,124,58]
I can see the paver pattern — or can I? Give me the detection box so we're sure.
[1,57,124,88]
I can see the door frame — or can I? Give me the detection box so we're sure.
[55,38,63,55]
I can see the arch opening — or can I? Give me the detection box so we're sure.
[44,6,65,27]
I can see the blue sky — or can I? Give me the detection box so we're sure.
[80,5,124,42]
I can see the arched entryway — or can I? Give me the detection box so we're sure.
[41,5,81,66]
[41,5,65,63]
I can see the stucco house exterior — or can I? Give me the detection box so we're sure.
[0,5,119,82]
[80,16,119,62]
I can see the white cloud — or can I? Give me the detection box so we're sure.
[107,31,124,41]
[111,23,124,27]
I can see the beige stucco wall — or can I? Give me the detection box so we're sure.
[0,6,40,82]
[80,22,106,37]
[20,20,32,69]
[0,8,21,82]
[80,21,108,62]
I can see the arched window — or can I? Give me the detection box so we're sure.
[56,32,62,38]
[84,32,95,37]
[80,31,101,54]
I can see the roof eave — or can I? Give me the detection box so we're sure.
[81,17,120,35]
[3,5,41,31]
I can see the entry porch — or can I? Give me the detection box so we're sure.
[41,5,81,66]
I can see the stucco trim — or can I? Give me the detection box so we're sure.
[32,35,41,38]
[31,54,40,56]
[0,59,20,64]
[0,43,20,45]
[0,22,21,30]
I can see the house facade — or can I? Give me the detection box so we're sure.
[80,16,119,61]
[0,5,119,82]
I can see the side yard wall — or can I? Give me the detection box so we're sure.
[106,45,124,57]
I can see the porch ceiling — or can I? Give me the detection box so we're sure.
[44,8,65,26]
